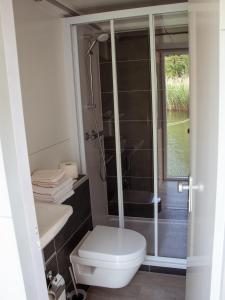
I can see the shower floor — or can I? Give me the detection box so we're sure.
[107,182,188,259]
[108,216,187,259]
[158,181,188,221]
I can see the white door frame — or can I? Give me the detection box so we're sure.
[64,3,188,25]
[185,1,225,299]
[64,2,188,268]
[209,16,225,300]
[1,0,225,297]
[0,1,48,299]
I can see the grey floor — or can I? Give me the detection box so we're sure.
[86,271,186,300]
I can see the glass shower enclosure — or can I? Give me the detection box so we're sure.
[65,3,189,268]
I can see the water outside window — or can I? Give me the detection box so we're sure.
[164,54,190,178]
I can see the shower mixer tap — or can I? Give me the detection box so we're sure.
[85,130,104,141]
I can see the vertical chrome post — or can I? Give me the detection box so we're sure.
[110,20,124,228]
[149,14,159,256]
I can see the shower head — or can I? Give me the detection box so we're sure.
[87,33,109,55]
[97,33,109,42]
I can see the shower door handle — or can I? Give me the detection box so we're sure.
[177,181,189,192]
[177,177,204,212]
[177,178,203,193]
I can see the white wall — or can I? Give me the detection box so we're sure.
[0,12,27,299]
[13,0,77,173]
[0,1,48,298]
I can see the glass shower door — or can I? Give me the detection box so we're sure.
[112,16,155,256]
[154,12,189,259]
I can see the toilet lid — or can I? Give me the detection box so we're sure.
[78,225,146,263]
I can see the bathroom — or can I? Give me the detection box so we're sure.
[1,0,225,300]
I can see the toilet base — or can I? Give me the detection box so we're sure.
[74,263,140,288]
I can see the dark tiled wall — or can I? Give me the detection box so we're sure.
[99,30,154,216]
[43,179,93,291]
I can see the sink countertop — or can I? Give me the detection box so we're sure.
[35,201,73,249]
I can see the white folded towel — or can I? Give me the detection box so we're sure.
[32,169,65,187]
[33,182,74,200]
[32,176,75,196]
[34,189,74,204]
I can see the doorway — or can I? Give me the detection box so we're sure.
[163,52,190,180]
[157,47,189,258]
[156,20,189,259]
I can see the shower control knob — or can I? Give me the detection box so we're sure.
[91,130,98,140]
[85,130,104,141]
[85,132,90,140]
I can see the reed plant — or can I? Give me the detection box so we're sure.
[166,77,189,112]
[164,54,189,112]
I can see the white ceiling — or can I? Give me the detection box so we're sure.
[62,0,186,14]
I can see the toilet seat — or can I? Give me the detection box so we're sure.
[78,225,146,263]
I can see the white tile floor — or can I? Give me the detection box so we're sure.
[86,271,186,300]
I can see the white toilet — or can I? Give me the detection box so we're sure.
[70,225,146,288]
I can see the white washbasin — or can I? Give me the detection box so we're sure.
[35,201,73,249]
